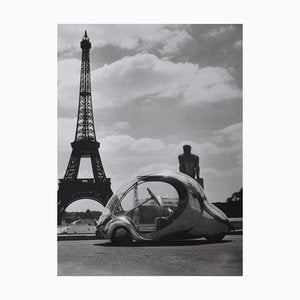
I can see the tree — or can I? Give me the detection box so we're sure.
[226,188,243,202]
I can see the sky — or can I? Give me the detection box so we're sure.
[57,24,242,210]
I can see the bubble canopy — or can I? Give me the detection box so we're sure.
[100,172,191,231]
[96,171,230,243]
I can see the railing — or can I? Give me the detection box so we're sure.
[57,225,68,234]
[59,178,96,184]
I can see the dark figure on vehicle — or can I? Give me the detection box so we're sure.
[178,145,204,188]
[178,145,200,180]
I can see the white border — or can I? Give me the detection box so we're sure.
[1,0,299,299]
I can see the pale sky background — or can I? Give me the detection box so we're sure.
[57,24,242,211]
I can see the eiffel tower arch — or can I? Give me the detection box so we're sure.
[58,31,113,225]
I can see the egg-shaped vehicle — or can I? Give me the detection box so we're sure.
[95,171,232,244]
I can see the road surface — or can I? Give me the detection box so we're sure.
[58,233,242,276]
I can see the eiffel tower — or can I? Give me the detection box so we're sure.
[58,31,113,225]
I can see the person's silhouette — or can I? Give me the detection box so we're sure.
[178,145,200,180]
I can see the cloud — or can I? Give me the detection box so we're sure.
[100,134,241,157]
[130,138,165,153]
[97,121,130,138]
[58,58,80,84]
[58,54,241,110]
[57,25,242,203]
[58,25,146,52]
[110,121,129,131]
[58,130,242,202]
[217,123,242,142]
[236,153,242,166]
[234,40,242,49]
[100,135,167,154]
[58,25,193,57]
[58,119,242,186]
[153,28,194,56]
[201,166,242,202]
[100,134,135,152]
[206,25,236,37]
[202,166,241,177]
[57,58,81,111]
[167,140,241,157]
[212,123,242,166]
[92,53,197,107]
[58,118,130,153]
[58,117,77,152]
[183,67,242,104]
[213,123,242,151]
[137,163,178,175]
[134,164,242,203]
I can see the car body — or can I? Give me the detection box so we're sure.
[95,171,232,244]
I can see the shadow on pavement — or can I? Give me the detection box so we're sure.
[227,230,243,235]
[58,231,242,241]
[94,239,232,247]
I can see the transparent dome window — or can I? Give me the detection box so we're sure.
[110,180,179,232]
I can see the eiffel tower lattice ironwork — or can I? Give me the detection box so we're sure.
[57,31,113,225]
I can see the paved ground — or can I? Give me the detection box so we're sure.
[58,233,242,276]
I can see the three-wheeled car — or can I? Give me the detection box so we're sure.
[95,171,232,244]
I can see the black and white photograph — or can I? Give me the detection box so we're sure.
[57,24,243,276]
[2,0,300,298]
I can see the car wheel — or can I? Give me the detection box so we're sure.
[111,227,133,245]
[205,233,226,242]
